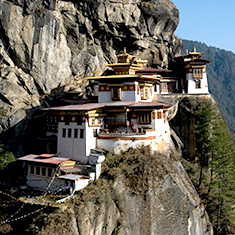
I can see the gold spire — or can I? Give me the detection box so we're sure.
[190,47,201,55]
[116,48,134,63]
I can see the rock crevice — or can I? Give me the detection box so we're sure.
[0,0,181,134]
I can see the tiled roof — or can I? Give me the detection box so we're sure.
[41,101,171,112]
[59,174,90,181]
[41,103,106,111]
[18,154,74,165]
[129,102,171,108]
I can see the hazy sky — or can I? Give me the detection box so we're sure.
[171,0,235,53]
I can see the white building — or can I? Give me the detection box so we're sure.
[19,48,211,192]
[38,49,173,165]
[18,154,91,192]
[175,48,210,94]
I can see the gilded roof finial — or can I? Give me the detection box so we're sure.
[124,47,127,54]
[194,47,197,53]
[186,49,189,54]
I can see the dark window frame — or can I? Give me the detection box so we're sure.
[80,129,84,138]
[62,128,66,138]
[111,87,121,101]
[74,129,78,138]
[30,165,34,174]
[48,168,52,177]
[36,166,40,175]
[68,128,72,138]
[42,167,46,176]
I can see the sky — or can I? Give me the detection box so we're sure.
[171,0,235,53]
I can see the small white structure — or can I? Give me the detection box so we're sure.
[18,154,91,192]
[175,48,210,94]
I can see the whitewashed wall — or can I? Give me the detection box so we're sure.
[187,73,209,94]
[97,132,164,155]
[57,122,87,162]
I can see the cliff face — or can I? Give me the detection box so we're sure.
[0,97,216,234]
[33,146,213,235]
[0,1,214,234]
[0,0,182,133]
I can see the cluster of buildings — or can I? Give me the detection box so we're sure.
[19,48,211,193]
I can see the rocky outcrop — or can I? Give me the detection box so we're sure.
[0,0,181,133]
[34,147,213,235]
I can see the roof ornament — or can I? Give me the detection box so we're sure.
[189,47,201,55]
[186,49,189,54]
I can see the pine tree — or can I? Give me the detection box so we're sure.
[193,98,235,234]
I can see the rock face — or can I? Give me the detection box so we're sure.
[34,147,213,235]
[0,0,181,133]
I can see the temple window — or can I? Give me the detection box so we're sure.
[93,129,98,137]
[68,128,72,138]
[137,113,152,124]
[195,80,201,89]
[97,118,102,125]
[111,88,121,101]
[46,115,58,133]
[48,168,52,177]
[36,166,40,175]
[140,87,149,100]
[62,128,66,138]
[154,84,157,92]
[193,68,203,79]
[91,118,95,125]
[74,129,78,138]
[80,129,84,138]
[161,83,168,92]
[30,165,34,174]
[42,167,46,176]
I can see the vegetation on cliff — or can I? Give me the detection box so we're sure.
[0,147,15,171]
[182,39,235,136]
[178,97,235,234]
[26,146,212,235]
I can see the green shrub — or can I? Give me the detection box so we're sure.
[0,151,15,171]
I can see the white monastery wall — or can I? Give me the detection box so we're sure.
[154,84,161,94]
[97,131,169,155]
[57,122,87,162]
[98,91,111,102]
[58,121,100,163]
[27,170,90,192]
[75,179,90,191]
[85,122,98,158]
[153,117,165,136]
[121,90,136,101]
[187,73,209,94]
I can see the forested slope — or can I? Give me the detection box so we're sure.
[182,40,235,135]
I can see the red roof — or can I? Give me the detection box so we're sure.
[41,103,106,111]
[41,101,171,112]
[129,102,171,108]
[18,154,74,165]
[135,68,171,73]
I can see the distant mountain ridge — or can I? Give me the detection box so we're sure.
[182,39,235,135]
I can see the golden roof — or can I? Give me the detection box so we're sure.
[116,48,134,63]
[189,47,201,55]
